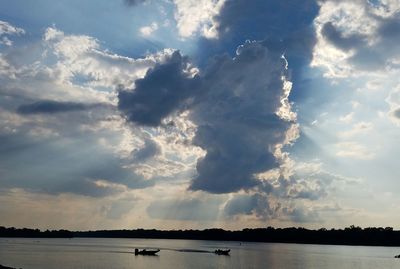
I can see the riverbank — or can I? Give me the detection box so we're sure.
[2,226,400,246]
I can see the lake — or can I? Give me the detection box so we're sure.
[1,238,399,269]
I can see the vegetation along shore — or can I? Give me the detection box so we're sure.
[2,226,400,247]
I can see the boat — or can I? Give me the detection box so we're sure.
[134,248,160,255]
[214,249,230,255]
[395,254,400,258]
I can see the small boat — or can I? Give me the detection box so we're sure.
[214,249,230,255]
[134,248,160,255]
[395,254,400,258]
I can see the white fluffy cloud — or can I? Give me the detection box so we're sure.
[44,27,172,90]
[0,20,24,46]
[0,20,25,36]
[335,141,376,160]
[223,158,364,224]
[0,24,197,200]
[310,0,400,165]
[0,26,180,106]
[313,0,400,77]
[173,0,226,38]
[387,85,400,124]
[139,22,159,36]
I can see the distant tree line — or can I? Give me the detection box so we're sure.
[1,225,400,246]
[0,227,73,238]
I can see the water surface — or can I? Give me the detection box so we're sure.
[0,238,399,269]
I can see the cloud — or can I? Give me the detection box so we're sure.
[124,0,147,6]
[221,163,356,222]
[387,85,400,124]
[338,121,373,139]
[335,141,375,160]
[339,112,354,123]
[54,179,126,198]
[282,205,321,223]
[393,108,400,119]
[256,159,363,212]
[313,0,400,76]
[173,0,226,38]
[0,188,143,230]
[0,20,24,35]
[195,0,320,127]
[223,172,333,221]
[102,196,137,220]
[224,193,272,218]
[173,0,320,45]
[217,0,317,37]
[118,50,199,126]
[42,27,168,89]
[139,22,159,37]
[321,22,366,51]
[0,26,171,109]
[16,100,105,114]
[118,41,298,194]
[205,0,319,64]
[132,137,161,162]
[286,180,327,201]
[190,42,297,193]
[0,131,154,197]
[1,7,388,227]
[147,197,221,221]
[0,20,24,46]
[0,25,190,199]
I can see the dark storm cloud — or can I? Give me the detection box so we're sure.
[215,0,318,37]
[198,0,319,68]
[132,138,161,162]
[118,51,200,126]
[123,0,146,6]
[189,42,292,193]
[321,22,365,51]
[196,0,320,121]
[117,0,321,194]
[17,100,103,114]
[118,41,295,194]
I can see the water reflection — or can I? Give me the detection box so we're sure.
[0,238,400,269]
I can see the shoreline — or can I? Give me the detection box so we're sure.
[2,226,400,247]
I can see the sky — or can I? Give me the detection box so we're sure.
[0,0,400,231]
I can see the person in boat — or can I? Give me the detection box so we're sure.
[214,249,230,255]
[134,248,160,255]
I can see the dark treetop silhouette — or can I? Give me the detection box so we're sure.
[1,226,400,246]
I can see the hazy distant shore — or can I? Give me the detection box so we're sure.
[2,226,400,247]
